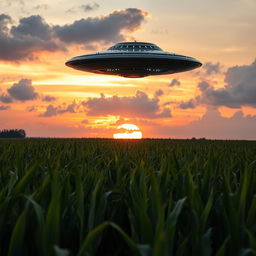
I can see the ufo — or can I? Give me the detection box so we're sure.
[65,42,202,78]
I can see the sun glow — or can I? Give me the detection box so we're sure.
[113,124,142,139]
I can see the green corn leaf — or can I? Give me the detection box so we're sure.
[167,197,187,227]
[54,246,70,256]
[245,228,256,251]
[176,236,189,256]
[13,163,38,195]
[25,195,44,229]
[200,228,212,256]
[201,190,213,228]
[109,222,141,256]
[247,195,256,227]
[239,248,256,256]
[215,236,229,256]
[8,209,27,256]
[44,188,61,255]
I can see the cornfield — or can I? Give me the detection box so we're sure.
[0,138,256,256]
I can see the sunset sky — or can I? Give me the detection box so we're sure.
[0,0,256,139]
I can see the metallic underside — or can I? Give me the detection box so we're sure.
[66,57,202,78]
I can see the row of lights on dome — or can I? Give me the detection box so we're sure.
[119,49,154,52]
[121,45,154,48]
[106,68,161,72]
[106,68,120,72]
[112,45,158,50]
[146,68,161,72]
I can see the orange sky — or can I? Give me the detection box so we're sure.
[0,0,256,139]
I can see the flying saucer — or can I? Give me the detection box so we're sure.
[66,42,202,78]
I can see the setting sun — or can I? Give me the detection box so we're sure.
[113,124,142,139]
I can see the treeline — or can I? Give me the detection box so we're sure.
[0,129,26,138]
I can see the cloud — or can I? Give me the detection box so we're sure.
[54,8,147,44]
[0,105,9,110]
[40,102,77,117]
[200,60,256,108]
[39,105,59,117]
[198,81,210,91]
[203,62,221,75]
[178,100,197,109]
[26,106,37,112]
[0,93,13,103]
[169,78,181,87]
[11,15,52,40]
[159,108,256,140]
[0,78,57,103]
[0,14,60,61]
[0,14,11,32]
[179,60,256,109]
[109,117,127,126]
[66,3,99,13]
[42,95,56,102]
[33,4,48,10]
[81,3,100,12]
[0,8,147,61]
[7,79,38,101]
[154,89,164,97]
[82,90,171,119]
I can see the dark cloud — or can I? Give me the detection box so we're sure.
[81,3,100,12]
[1,78,57,103]
[198,81,210,91]
[55,8,147,44]
[154,89,164,97]
[169,78,181,87]
[0,14,11,33]
[0,93,13,103]
[203,62,221,75]
[179,100,197,109]
[200,60,256,108]
[7,79,38,101]
[11,15,52,40]
[40,102,77,117]
[82,90,171,119]
[0,105,9,110]
[179,60,256,109]
[0,14,60,61]
[0,8,147,61]
[42,95,56,102]
[39,105,59,117]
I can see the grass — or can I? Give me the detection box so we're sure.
[0,138,256,255]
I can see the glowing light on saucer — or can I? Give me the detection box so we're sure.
[113,124,142,139]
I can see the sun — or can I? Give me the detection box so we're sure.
[113,124,142,139]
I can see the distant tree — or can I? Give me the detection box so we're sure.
[0,129,26,138]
